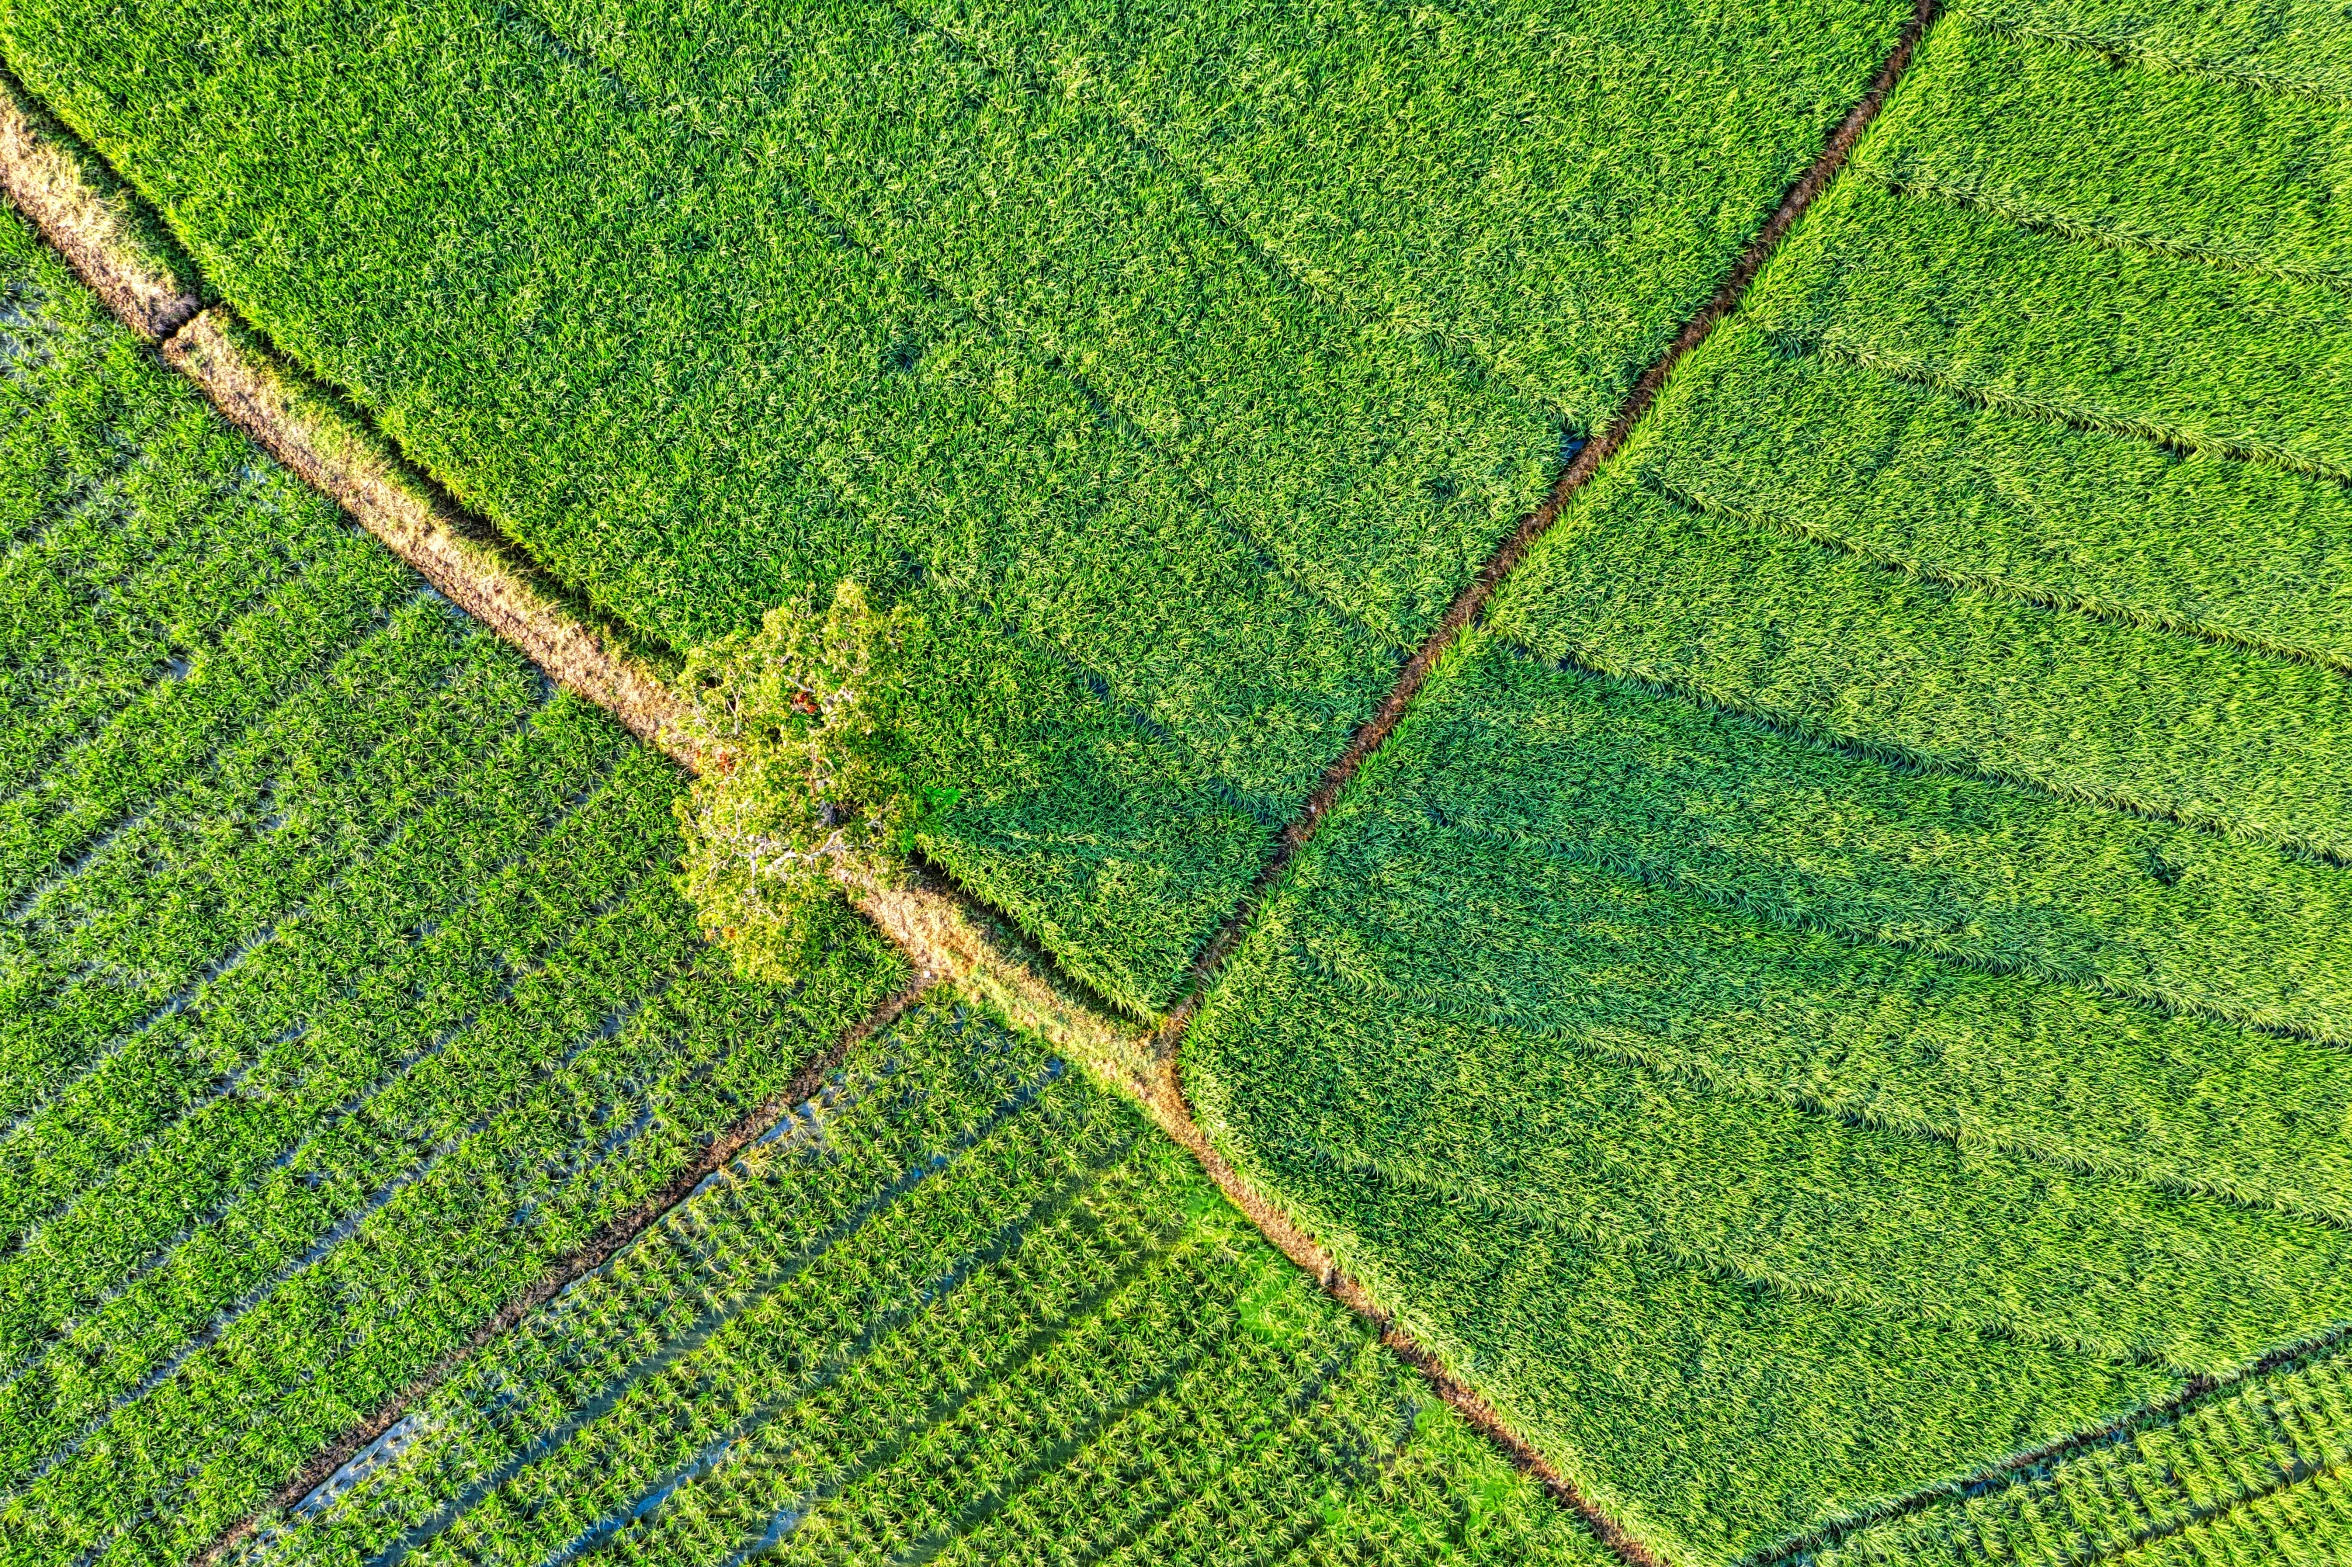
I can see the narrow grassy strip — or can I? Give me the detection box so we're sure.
[521,0,1555,652]
[1372,633,2352,1049]
[1492,473,2352,866]
[1856,13,2352,289]
[1808,1340,2352,1566]
[231,1000,1608,1567]
[1621,325,2352,677]
[0,62,201,339]
[908,0,1912,432]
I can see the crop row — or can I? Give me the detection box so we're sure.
[1817,1337,2352,1566]
[0,0,1912,1004]
[233,996,1608,1567]
[0,214,906,1567]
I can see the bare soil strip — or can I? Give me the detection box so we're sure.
[6,14,1942,1561]
[0,68,199,340]
[189,972,939,1567]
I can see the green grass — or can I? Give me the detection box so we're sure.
[908,0,1910,435]
[225,995,1610,1567]
[1315,634,2352,1172]
[1855,13,2352,288]
[1184,1,2352,1559]
[1964,0,2352,102]
[0,0,1910,1004]
[0,207,904,1567]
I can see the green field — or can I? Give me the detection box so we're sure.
[226,997,1611,1567]
[0,190,1607,1567]
[0,0,1910,1009]
[6,0,2352,1560]
[1185,0,2352,1557]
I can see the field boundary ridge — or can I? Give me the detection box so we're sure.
[0,64,199,339]
[159,310,702,766]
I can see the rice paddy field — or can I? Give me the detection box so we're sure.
[3,0,2350,1560]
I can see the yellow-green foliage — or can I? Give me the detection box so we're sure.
[672,582,940,983]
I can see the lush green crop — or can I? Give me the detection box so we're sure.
[908,0,1909,436]
[1185,3,2352,1556]
[1617,325,2352,678]
[227,997,1609,1567]
[1965,0,2352,102]
[0,210,904,1566]
[0,0,1911,1003]
[1496,466,2352,864]
[1182,638,2352,1555]
[1813,1339,2352,1567]
[1857,13,2352,288]
[1487,4,2352,867]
